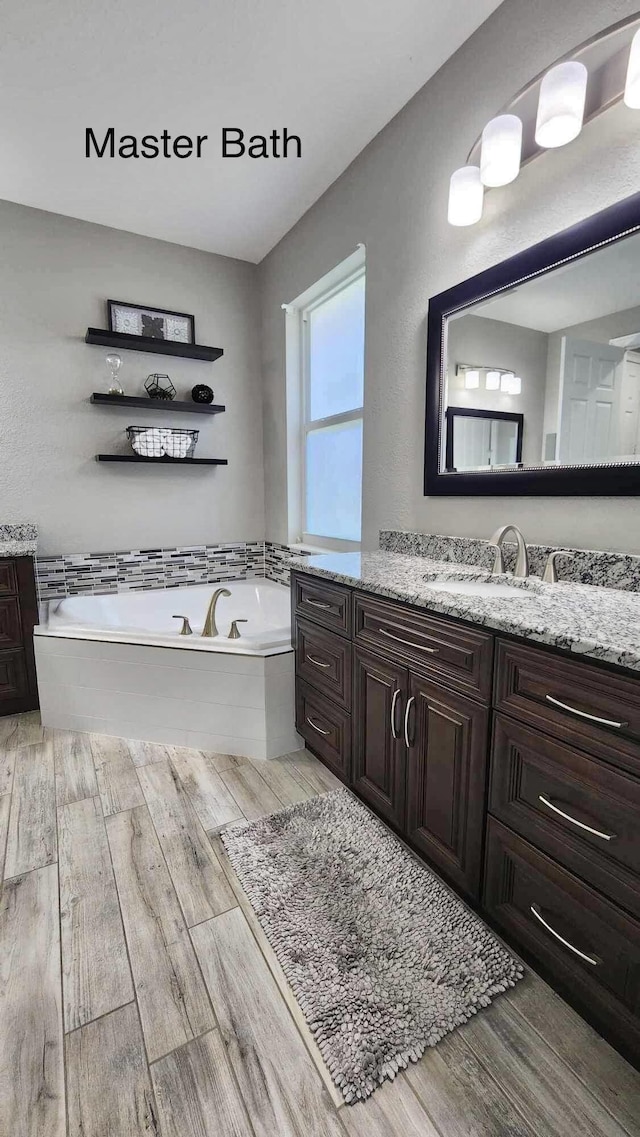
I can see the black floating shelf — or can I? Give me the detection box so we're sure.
[91,393,225,415]
[86,328,223,362]
[96,454,228,466]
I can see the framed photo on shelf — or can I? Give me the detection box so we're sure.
[107,300,196,344]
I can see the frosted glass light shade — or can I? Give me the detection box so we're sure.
[464,369,480,389]
[624,28,640,108]
[535,61,588,148]
[500,373,522,394]
[480,115,523,186]
[448,166,483,226]
[485,370,501,390]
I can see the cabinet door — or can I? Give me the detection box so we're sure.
[406,674,488,900]
[353,647,408,829]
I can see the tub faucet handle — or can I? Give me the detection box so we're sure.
[172,615,193,635]
[228,619,248,640]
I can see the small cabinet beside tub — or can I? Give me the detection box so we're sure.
[291,568,640,1067]
[0,556,39,716]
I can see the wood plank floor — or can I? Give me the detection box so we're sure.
[1,712,639,1137]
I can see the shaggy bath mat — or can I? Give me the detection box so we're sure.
[221,788,523,1103]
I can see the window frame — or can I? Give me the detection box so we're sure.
[285,248,366,551]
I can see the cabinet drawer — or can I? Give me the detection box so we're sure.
[484,818,640,1065]
[292,574,351,638]
[295,678,351,782]
[354,593,493,701]
[0,596,22,649]
[0,560,18,595]
[490,715,640,918]
[495,639,640,776]
[295,619,352,710]
[0,649,29,704]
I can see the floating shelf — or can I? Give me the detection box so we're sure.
[86,328,223,362]
[91,393,225,415]
[96,455,228,466]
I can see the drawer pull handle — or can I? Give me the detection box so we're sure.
[306,598,333,610]
[538,795,616,842]
[544,694,628,730]
[306,715,331,736]
[380,628,438,654]
[530,904,600,966]
[404,696,416,748]
[307,654,331,669]
[391,688,401,740]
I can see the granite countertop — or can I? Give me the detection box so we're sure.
[0,523,38,557]
[290,551,640,673]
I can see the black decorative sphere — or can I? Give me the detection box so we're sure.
[192,384,214,404]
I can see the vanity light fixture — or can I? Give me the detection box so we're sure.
[535,61,588,148]
[480,115,523,186]
[485,370,501,390]
[624,28,640,107]
[464,369,480,389]
[447,166,483,227]
[500,373,522,395]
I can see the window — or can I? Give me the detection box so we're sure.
[285,250,365,548]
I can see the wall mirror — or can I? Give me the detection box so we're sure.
[425,192,640,495]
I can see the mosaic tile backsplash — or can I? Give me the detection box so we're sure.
[379,531,640,592]
[36,540,300,601]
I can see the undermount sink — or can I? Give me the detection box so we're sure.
[422,578,536,598]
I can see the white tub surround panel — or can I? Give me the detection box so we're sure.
[34,635,300,759]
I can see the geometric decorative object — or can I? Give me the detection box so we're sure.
[222,789,523,1104]
[144,373,176,400]
[191,383,214,404]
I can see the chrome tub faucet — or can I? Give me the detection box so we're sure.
[489,524,530,578]
[201,588,231,637]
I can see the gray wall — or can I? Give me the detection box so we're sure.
[0,201,263,555]
[259,0,640,554]
[446,315,548,466]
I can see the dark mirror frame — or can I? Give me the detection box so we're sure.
[444,406,524,472]
[424,190,640,496]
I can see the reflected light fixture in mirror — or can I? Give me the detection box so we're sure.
[447,166,483,226]
[535,61,588,148]
[480,115,523,186]
[624,28,640,107]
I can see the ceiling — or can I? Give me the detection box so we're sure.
[472,228,640,334]
[0,0,502,263]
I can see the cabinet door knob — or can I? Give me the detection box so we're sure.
[403,696,416,749]
[390,688,401,740]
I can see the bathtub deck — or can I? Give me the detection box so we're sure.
[1,712,639,1137]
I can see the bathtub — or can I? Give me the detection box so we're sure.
[34,579,302,760]
[40,579,291,653]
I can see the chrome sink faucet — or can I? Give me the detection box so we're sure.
[201,588,231,637]
[489,524,530,578]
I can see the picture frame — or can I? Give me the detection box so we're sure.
[107,300,195,345]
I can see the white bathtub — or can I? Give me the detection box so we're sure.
[40,578,291,654]
[34,579,302,760]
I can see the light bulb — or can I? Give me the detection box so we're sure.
[624,28,640,108]
[465,369,480,389]
[447,167,483,227]
[485,370,501,390]
[480,115,523,187]
[535,61,588,149]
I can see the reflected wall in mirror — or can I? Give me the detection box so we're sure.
[425,191,640,495]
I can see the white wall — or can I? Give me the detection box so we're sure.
[0,201,263,555]
[259,0,640,555]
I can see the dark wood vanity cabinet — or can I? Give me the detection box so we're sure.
[0,557,39,716]
[292,568,640,1066]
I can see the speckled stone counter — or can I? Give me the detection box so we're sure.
[0,523,37,558]
[290,551,640,673]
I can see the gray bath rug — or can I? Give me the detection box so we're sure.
[221,788,523,1103]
